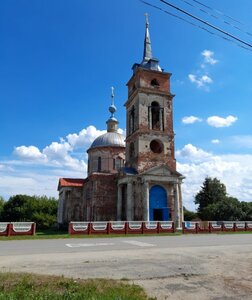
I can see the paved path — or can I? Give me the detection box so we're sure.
[1,234,252,299]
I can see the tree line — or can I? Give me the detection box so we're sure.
[0,195,58,230]
[0,177,251,227]
[184,177,252,221]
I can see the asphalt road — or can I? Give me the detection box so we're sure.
[0,234,251,256]
[1,234,252,299]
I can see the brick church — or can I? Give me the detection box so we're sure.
[57,16,184,228]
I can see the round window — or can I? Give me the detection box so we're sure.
[150,140,163,153]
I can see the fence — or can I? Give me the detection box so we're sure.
[0,222,36,236]
[182,221,252,234]
[68,221,175,235]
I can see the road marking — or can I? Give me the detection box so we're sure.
[122,240,155,247]
[66,242,114,248]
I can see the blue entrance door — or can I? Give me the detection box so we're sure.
[149,185,169,221]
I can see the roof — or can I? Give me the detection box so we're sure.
[89,132,125,150]
[58,178,86,190]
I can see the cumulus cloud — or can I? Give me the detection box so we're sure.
[12,125,108,171]
[182,116,202,124]
[201,50,218,65]
[176,144,212,162]
[188,74,213,88]
[177,144,252,211]
[66,125,106,149]
[14,146,46,161]
[207,115,238,128]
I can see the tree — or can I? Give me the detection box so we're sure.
[195,177,252,221]
[0,196,5,219]
[195,177,227,220]
[183,207,198,221]
[240,201,252,221]
[0,195,58,229]
[201,197,243,221]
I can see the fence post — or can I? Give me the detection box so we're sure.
[196,222,199,234]
[182,222,185,234]
[32,223,36,235]
[125,222,128,235]
[107,222,110,235]
[7,223,12,237]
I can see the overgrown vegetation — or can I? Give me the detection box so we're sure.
[0,273,153,300]
[0,195,58,230]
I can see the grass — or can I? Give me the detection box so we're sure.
[0,229,181,240]
[0,272,155,300]
[1,229,251,241]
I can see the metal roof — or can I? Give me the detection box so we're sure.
[89,132,125,149]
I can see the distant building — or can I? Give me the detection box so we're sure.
[57,16,184,228]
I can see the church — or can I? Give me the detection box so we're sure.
[57,16,184,228]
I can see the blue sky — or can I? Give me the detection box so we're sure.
[1,0,252,210]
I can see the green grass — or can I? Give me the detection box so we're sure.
[0,272,155,300]
[0,230,181,240]
[1,229,251,241]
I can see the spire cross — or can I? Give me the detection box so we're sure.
[145,13,149,27]
[111,86,115,105]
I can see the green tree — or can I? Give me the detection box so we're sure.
[195,177,227,220]
[240,201,252,221]
[1,195,58,229]
[183,207,198,221]
[0,196,5,219]
[201,196,243,221]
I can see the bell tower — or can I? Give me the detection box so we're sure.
[125,14,176,173]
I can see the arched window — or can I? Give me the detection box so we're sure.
[151,101,160,130]
[98,157,101,172]
[129,142,135,159]
[129,106,135,134]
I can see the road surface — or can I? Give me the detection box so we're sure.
[0,234,252,299]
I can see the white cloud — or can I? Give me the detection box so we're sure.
[211,139,220,144]
[66,125,106,149]
[177,145,252,211]
[201,50,218,65]
[188,74,213,88]
[207,115,238,128]
[182,116,202,124]
[14,146,46,161]
[176,144,212,162]
[188,49,218,90]
[4,124,126,199]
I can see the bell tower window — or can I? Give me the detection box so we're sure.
[129,142,135,159]
[148,101,164,131]
[97,157,101,172]
[129,105,135,134]
[151,78,159,87]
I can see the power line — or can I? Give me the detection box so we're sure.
[191,0,243,25]
[178,0,252,37]
[159,0,252,49]
[139,0,252,52]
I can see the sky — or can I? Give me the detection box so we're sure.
[0,0,252,211]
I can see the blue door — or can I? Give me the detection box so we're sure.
[149,185,169,221]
